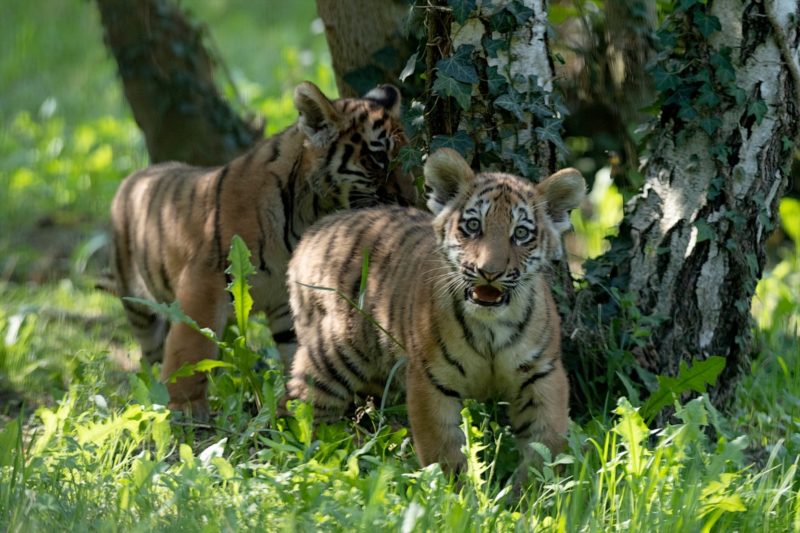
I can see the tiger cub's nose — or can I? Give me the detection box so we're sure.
[477,268,502,282]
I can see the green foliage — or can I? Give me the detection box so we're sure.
[417,0,568,181]
[640,356,726,423]
[226,235,256,338]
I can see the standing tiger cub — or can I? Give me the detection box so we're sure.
[286,148,584,477]
[110,82,415,416]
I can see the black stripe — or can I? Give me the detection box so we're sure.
[350,343,372,364]
[323,141,338,173]
[517,397,536,414]
[186,178,197,225]
[424,367,461,399]
[140,178,169,298]
[336,143,355,176]
[213,165,230,271]
[500,298,537,350]
[451,292,476,350]
[335,344,368,383]
[518,366,555,396]
[272,330,296,344]
[267,131,283,164]
[303,372,348,402]
[436,333,465,376]
[256,208,269,273]
[281,156,302,252]
[512,420,533,436]
[312,338,351,392]
[516,307,552,366]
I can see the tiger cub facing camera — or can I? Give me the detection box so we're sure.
[286,148,585,476]
[110,82,415,416]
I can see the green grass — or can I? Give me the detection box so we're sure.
[2,1,800,531]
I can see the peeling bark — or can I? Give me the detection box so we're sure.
[581,0,800,406]
[96,0,261,166]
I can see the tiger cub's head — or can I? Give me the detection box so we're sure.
[425,148,585,314]
[293,82,416,208]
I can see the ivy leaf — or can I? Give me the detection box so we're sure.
[535,124,569,154]
[494,93,524,120]
[448,0,477,25]
[640,356,726,423]
[679,0,700,9]
[506,0,534,24]
[650,65,680,92]
[430,131,475,157]
[695,83,721,107]
[488,7,518,33]
[710,53,736,86]
[432,73,472,109]
[677,103,699,120]
[699,116,721,135]
[396,145,423,174]
[436,45,478,84]
[486,65,508,96]
[693,11,721,38]
[747,99,768,125]
[694,219,716,243]
[482,34,507,59]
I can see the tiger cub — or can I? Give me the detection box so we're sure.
[286,148,584,475]
[110,82,415,416]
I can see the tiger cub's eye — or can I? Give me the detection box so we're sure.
[465,218,481,234]
[514,226,531,242]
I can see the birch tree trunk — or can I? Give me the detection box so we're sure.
[423,0,559,177]
[578,0,800,405]
[96,0,261,166]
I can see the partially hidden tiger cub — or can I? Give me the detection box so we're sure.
[286,148,585,476]
[110,82,415,416]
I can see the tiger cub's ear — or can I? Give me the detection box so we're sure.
[294,81,342,148]
[537,168,586,233]
[364,84,401,119]
[424,148,475,214]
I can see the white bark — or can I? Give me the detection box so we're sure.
[619,0,800,376]
[449,0,556,174]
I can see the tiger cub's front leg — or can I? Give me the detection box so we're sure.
[508,359,569,481]
[160,265,229,419]
[406,361,466,472]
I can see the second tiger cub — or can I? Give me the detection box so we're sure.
[286,148,585,476]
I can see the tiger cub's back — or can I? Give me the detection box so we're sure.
[287,206,436,400]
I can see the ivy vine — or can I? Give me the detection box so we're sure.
[399,0,567,182]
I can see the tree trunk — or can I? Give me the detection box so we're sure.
[96,0,261,166]
[423,0,559,178]
[316,0,416,97]
[577,0,800,406]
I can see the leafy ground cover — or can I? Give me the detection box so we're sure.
[1,1,799,530]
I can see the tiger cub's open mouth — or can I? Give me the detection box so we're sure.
[466,285,510,307]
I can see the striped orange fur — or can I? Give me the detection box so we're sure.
[109,82,415,416]
[286,148,585,478]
